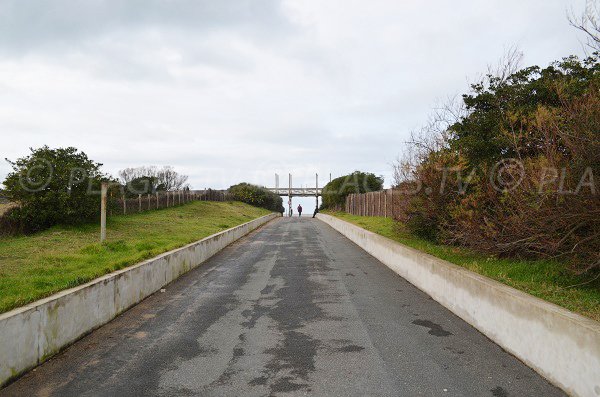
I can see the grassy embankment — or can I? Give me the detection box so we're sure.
[0,201,270,314]
[325,211,600,322]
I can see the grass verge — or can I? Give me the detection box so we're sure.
[0,201,270,314]
[324,211,600,322]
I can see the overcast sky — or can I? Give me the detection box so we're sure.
[0,0,591,201]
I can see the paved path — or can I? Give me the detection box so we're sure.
[1,217,563,397]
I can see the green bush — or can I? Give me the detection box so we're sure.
[228,183,284,212]
[321,171,383,209]
[2,146,108,234]
[398,55,600,272]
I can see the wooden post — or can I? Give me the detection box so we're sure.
[100,182,107,243]
[372,192,375,216]
[147,193,151,210]
[156,192,159,208]
[138,194,142,212]
[123,195,126,215]
[166,191,169,207]
[361,194,364,216]
[384,189,387,218]
[390,188,394,219]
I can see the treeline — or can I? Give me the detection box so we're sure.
[119,165,189,197]
[394,54,599,272]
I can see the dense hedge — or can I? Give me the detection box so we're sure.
[396,55,600,272]
[321,171,383,210]
[228,183,284,213]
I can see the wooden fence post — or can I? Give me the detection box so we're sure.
[391,188,394,219]
[363,193,365,216]
[100,182,107,243]
[123,195,126,215]
[372,192,375,216]
[138,194,142,212]
[384,189,387,218]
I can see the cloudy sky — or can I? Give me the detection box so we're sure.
[0,0,591,206]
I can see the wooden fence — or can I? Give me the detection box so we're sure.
[343,189,408,219]
[108,189,233,216]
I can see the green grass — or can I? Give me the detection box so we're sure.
[0,201,270,314]
[324,211,600,322]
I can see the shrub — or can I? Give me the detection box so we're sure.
[2,146,108,234]
[395,54,600,272]
[228,183,284,212]
[321,171,383,209]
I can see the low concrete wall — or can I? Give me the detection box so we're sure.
[317,213,600,397]
[0,213,278,387]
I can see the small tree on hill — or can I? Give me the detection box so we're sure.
[2,146,108,233]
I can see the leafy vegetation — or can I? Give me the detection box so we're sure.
[0,201,269,313]
[321,171,383,209]
[325,211,600,322]
[228,183,284,212]
[395,54,600,273]
[2,146,110,234]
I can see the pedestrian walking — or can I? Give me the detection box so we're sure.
[297,204,303,217]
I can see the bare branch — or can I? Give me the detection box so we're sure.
[568,0,600,52]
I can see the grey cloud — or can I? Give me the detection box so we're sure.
[0,0,291,52]
[0,0,590,193]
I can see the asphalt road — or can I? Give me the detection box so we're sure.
[1,217,564,397]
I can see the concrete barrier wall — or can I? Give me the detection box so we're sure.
[317,213,600,397]
[0,213,278,387]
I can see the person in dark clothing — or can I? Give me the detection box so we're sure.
[297,204,303,217]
